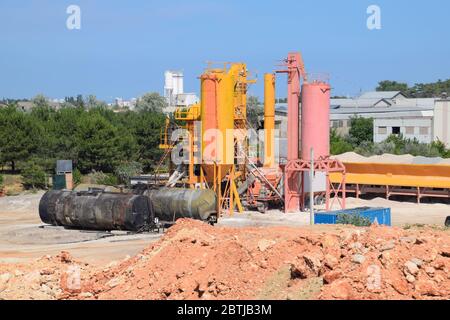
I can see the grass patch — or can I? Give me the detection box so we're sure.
[1,174,24,195]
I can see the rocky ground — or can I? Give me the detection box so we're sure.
[1,219,449,300]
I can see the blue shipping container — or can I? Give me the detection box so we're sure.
[314,207,391,226]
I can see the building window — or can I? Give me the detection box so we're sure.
[378,126,387,134]
[392,127,401,135]
[405,126,415,135]
[331,120,343,128]
[419,127,429,135]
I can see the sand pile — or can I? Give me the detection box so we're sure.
[1,219,449,300]
[333,152,450,165]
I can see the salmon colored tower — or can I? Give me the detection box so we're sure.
[301,81,331,161]
[281,52,346,213]
[280,52,303,212]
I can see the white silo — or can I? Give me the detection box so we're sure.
[164,71,184,107]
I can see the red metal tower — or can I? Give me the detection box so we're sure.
[277,53,346,213]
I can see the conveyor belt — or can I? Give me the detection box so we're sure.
[330,162,450,189]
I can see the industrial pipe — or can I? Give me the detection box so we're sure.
[264,73,275,168]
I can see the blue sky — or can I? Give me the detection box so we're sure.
[0,0,449,102]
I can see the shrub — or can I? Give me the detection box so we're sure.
[0,174,3,187]
[22,163,47,189]
[90,171,119,186]
[337,213,371,227]
[354,141,375,157]
[72,168,82,186]
[330,129,353,155]
[98,174,119,186]
[115,162,143,186]
[372,140,396,155]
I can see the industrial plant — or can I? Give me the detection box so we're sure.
[1,1,449,304]
[36,52,450,229]
[1,50,449,302]
[38,53,347,230]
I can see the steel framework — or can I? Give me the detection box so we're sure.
[285,157,347,211]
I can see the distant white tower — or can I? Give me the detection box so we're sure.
[164,71,184,107]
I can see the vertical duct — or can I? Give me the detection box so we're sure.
[264,73,276,168]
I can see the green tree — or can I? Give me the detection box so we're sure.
[75,113,125,173]
[376,81,409,92]
[46,106,85,168]
[0,107,42,171]
[247,96,264,129]
[64,95,85,108]
[131,110,165,171]
[376,79,450,98]
[22,162,47,189]
[348,117,374,145]
[29,106,58,171]
[408,79,450,98]
[135,93,168,113]
[330,129,353,155]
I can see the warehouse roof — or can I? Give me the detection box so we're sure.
[358,91,406,100]
[330,105,433,120]
[331,98,391,108]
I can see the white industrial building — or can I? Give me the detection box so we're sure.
[114,97,137,110]
[433,98,450,146]
[330,91,437,144]
[373,116,433,143]
[273,91,447,148]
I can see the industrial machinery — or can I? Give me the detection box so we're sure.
[242,73,284,213]
[165,62,257,216]
[158,53,346,215]
[39,51,348,232]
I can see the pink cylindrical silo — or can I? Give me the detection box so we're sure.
[301,81,331,161]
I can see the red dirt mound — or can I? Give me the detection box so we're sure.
[1,219,449,300]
